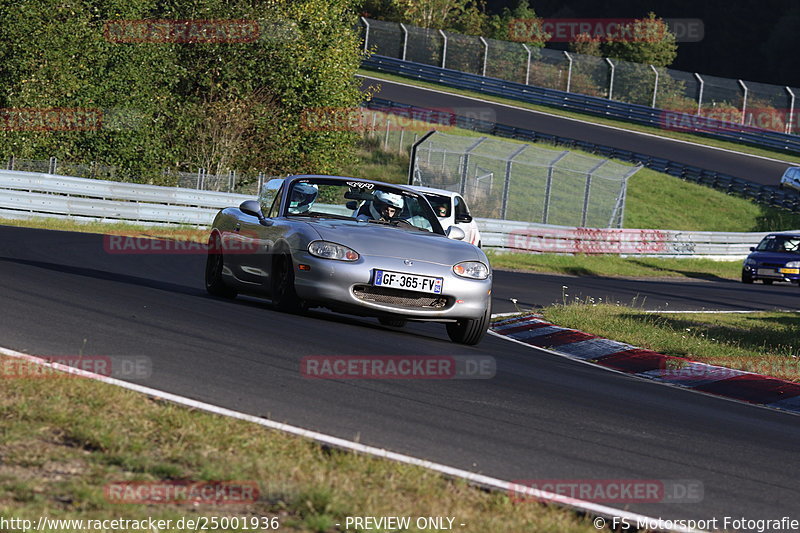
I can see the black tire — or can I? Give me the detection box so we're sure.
[379,317,407,328]
[205,235,237,299]
[271,252,304,313]
[762,279,774,285]
[741,270,754,284]
[446,302,491,345]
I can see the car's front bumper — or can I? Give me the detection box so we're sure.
[291,252,492,320]
[743,263,800,282]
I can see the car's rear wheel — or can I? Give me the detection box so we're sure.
[446,303,491,345]
[762,279,774,285]
[741,270,754,284]
[272,252,304,313]
[379,317,407,328]
[205,235,237,299]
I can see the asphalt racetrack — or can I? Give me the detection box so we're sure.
[1,225,799,524]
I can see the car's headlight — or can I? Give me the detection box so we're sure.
[453,261,489,279]
[786,261,800,268]
[308,241,359,261]
[744,258,756,266]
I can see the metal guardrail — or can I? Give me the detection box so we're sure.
[478,218,766,258]
[363,55,800,155]
[0,170,250,226]
[364,97,800,213]
[0,169,770,258]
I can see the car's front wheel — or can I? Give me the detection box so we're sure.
[741,270,754,284]
[446,303,491,345]
[205,234,237,299]
[271,252,304,313]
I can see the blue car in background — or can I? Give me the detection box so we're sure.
[742,232,800,285]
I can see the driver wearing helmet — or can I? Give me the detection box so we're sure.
[356,190,404,221]
[287,182,318,214]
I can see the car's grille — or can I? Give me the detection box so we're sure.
[762,262,784,268]
[352,285,448,309]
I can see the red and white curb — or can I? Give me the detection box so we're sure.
[490,314,800,415]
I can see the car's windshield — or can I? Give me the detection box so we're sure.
[423,193,451,218]
[756,235,800,253]
[283,178,445,235]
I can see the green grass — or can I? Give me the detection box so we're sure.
[342,113,800,232]
[361,69,800,165]
[0,356,598,532]
[534,304,800,382]
[486,252,742,281]
[0,218,208,241]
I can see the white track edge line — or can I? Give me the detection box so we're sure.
[0,344,700,533]
[358,74,797,166]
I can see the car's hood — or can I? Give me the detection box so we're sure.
[748,251,800,263]
[306,219,481,264]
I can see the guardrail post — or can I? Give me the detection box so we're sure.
[7,155,14,170]
[501,144,528,219]
[738,79,748,125]
[582,160,607,227]
[460,137,487,195]
[563,52,573,93]
[787,87,796,135]
[479,37,488,76]
[695,73,704,115]
[48,157,57,174]
[407,130,436,185]
[398,128,405,153]
[360,17,370,52]
[522,44,532,85]
[605,58,615,100]
[399,23,408,61]
[439,30,447,68]
[650,65,659,108]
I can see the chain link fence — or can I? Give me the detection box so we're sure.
[361,17,800,134]
[410,132,641,228]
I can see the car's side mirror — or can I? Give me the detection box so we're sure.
[446,226,466,240]
[240,200,273,225]
[239,200,263,218]
[749,247,755,251]
[346,200,358,210]
[455,213,473,223]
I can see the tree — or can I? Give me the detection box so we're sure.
[602,12,677,68]
[569,32,602,57]
[488,0,549,46]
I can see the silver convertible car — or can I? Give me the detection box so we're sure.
[205,175,493,345]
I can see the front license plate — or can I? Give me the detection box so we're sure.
[757,268,778,276]
[780,268,799,274]
[374,270,443,294]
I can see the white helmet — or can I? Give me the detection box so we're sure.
[288,183,318,213]
[370,190,404,219]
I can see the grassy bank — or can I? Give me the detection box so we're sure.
[0,355,596,532]
[486,252,742,281]
[534,304,800,382]
[360,69,800,165]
